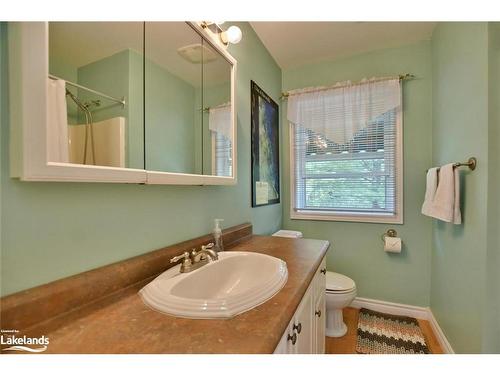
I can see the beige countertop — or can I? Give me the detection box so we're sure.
[12,235,329,354]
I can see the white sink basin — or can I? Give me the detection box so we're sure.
[139,251,288,319]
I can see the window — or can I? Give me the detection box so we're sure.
[289,79,403,223]
[212,132,232,177]
[208,103,232,177]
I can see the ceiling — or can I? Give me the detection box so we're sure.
[250,22,437,69]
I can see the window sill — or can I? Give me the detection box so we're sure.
[290,210,403,224]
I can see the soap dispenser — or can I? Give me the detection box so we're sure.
[213,219,224,253]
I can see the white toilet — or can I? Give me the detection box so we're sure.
[325,271,357,337]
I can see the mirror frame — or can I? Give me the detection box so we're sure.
[8,22,237,185]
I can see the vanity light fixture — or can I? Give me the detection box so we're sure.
[220,25,242,45]
[201,21,242,45]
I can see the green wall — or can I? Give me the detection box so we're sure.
[78,50,141,168]
[78,50,131,124]
[128,50,145,170]
[282,41,433,307]
[430,22,498,353]
[0,22,282,296]
[144,55,198,174]
[486,22,500,354]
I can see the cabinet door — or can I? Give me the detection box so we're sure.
[314,292,326,354]
[276,330,293,354]
[273,255,328,354]
[294,288,314,354]
[274,321,296,354]
[315,257,327,301]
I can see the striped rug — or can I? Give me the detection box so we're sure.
[355,308,430,354]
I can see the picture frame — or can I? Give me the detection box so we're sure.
[250,80,280,207]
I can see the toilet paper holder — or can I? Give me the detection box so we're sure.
[381,229,398,242]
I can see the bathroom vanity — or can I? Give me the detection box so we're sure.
[0,224,329,354]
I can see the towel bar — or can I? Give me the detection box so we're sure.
[427,157,477,173]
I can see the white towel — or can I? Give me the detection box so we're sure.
[421,167,438,217]
[47,78,69,163]
[208,104,232,140]
[421,163,462,224]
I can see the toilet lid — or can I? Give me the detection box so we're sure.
[326,272,356,291]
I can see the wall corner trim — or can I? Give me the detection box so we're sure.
[350,297,454,353]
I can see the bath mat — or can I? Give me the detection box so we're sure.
[355,308,430,354]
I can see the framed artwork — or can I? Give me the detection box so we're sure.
[251,80,280,207]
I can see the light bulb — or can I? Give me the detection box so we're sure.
[224,25,242,44]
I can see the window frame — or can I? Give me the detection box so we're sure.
[289,106,403,224]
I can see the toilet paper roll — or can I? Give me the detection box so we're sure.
[384,237,402,253]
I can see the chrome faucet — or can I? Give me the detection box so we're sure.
[169,243,218,273]
[192,243,218,263]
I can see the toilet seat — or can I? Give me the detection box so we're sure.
[326,272,356,293]
[326,287,356,295]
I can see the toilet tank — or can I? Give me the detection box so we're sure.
[272,230,303,238]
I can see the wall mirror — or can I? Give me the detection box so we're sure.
[144,22,234,179]
[9,22,236,185]
[48,22,144,170]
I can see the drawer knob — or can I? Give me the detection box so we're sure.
[287,332,297,345]
[315,310,322,317]
[293,322,302,334]
[320,268,326,274]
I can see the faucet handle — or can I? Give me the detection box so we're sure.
[170,251,193,273]
[170,251,191,264]
[201,243,214,251]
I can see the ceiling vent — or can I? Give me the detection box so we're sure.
[177,43,217,64]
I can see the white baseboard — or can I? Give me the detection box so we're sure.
[426,308,455,354]
[349,297,454,353]
[350,297,429,319]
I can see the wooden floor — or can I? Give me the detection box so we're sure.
[325,307,444,354]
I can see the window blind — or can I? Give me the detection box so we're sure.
[213,132,232,177]
[292,108,400,218]
[209,103,232,177]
